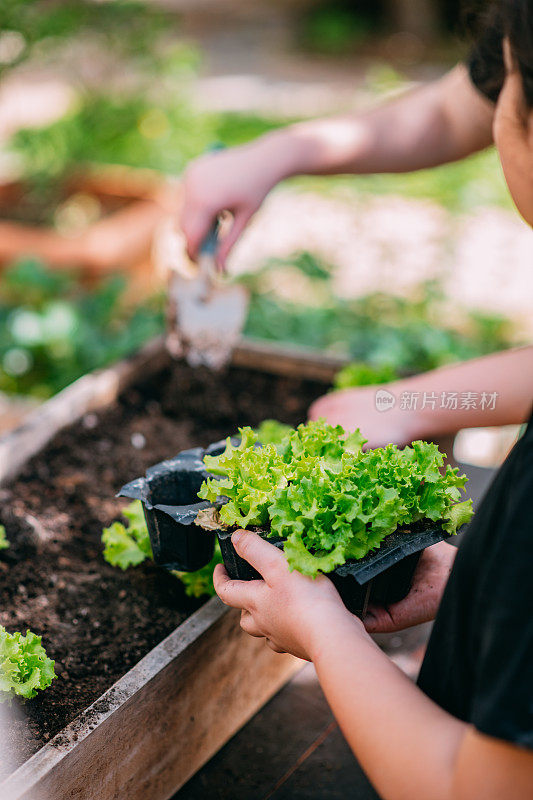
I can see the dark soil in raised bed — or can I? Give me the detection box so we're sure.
[0,360,325,773]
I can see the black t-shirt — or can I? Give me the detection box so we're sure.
[418,410,533,747]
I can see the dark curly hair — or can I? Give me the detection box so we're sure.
[468,0,533,106]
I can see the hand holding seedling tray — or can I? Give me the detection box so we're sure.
[119,420,473,616]
[196,421,473,615]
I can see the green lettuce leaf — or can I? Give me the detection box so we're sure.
[254,419,294,447]
[198,419,473,578]
[333,361,398,389]
[102,500,153,570]
[442,499,474,535]
[0,525,9,551]
[0,626,56,702]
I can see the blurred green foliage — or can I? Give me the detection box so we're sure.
[300,0,381,54]
[0,259,164,398]
[242,252,515,378]
[333,362,399,388]
[0,251,516,400]
[0,0,175,78]
[11,95,214,199]
[11,101,285,188]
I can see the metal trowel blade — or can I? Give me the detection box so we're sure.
[169,266,248,370]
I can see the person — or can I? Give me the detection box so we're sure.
[181,2,533,797]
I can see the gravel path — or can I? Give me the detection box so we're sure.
[230,187,533,337]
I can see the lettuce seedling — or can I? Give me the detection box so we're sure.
[198,419,473,577]
[0,626,56,702]
[0,525,9,551]
[102,501,153,570]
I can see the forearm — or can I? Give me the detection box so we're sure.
[260,65,494,183]
[394,346,533,438]
[311,619,466,800]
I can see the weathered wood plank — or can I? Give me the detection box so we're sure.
[232,339,347,383]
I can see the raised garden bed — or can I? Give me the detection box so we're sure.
[0,166,172,292]
[0,338,348,799]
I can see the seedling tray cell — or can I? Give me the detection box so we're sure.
[217,522,452,616]
[118,438,239,571]
[118,452,214,571]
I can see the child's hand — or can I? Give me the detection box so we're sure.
[213,530,365,661]
[309,386,421,449]
[364,541,456,633]
[180,137,289,270]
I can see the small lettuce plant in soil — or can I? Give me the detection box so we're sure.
[0,526,55,703]
[197,420,473,577]
[0,626,56,703]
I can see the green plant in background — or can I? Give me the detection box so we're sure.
[0,526,9,551]
[1,0,217,224]
[333,362,398,389]
[198,420,473,577]
[242,252,515,379]
[0,626,56,702]
[10,93,215,209]
[0,252,516,400]
[102,501,221,598]
[254,419,294,448]
[0,0,175,79]
[0,259,165,398]
[300,0,379,54]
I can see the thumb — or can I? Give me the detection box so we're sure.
[216,209,252,272]
[179,207,217,263]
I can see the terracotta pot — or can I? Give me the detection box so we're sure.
[0,165,178,298]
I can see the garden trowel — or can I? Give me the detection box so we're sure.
[167,219,248,370]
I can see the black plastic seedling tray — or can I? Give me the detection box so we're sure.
[217,523,451,616]
[118,439,234,571]
[119,439,455,614]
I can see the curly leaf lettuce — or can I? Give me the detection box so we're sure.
[254,419,294,447]
[102,500,153,570]
[199,420,473,577]
[0,525,9,551]
[0,627,56,702]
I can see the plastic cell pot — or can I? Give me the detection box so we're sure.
[117,438,237,572]
[118,451,213,571]
[217,522,452,617]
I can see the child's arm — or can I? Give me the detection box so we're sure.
[309,346,533,449]
[180,65,494,267]
[215,532,533,800]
